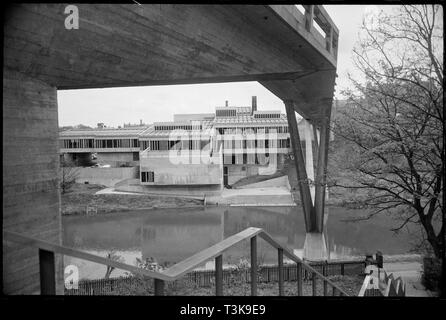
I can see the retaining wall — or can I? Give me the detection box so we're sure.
[67,167,139,187]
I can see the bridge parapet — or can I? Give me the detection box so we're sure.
[269,5,339,66]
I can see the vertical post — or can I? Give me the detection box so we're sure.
[154,279,165,296]
[250,236,257,296]
[312,124,319,157]
[39,249,56,295]
[325,26,333,53]
[284,100,315,232]
[312,272,317,296]
[323,264,328,296]
[304,5,314,32]
[278,248,284,296]
[297,263,303,296]
[341,263,345,276]
[332,286,337,296]
[314,103,332,232]
[333,31,339,60]
[215,255,223,296]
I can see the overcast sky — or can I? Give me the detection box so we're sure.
[58,5,383,128]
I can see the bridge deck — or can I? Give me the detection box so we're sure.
[5,4,338,124]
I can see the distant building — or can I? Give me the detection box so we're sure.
[59,97,321,187]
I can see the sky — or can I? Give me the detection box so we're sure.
[57,5,383,128]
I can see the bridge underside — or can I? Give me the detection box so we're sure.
[3,4,338,293]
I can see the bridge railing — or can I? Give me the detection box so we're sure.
[270,5,339,62]
[3,227,350,296]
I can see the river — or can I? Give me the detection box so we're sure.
[62,206,422,279]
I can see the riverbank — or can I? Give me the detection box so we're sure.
[61,183,203,216]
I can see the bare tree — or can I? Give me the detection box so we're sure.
[104,251,124,279]
[330,5,443,259]
[60,157,80,194]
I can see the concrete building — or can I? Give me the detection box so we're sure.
[139,118,223,186]
[59,126,145,167]
[59,97,322,188]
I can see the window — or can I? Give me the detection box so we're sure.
[141,171,154,182]
[133,152,139,161]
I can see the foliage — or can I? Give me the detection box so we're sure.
[421,256,442,293]
[331,5,443,258]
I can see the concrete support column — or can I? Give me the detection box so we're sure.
[284,100,314,233]
[284,100,331,262]
[303,233,328,262]
[314,104,332,233]
[3,68,63,294]
[304,119,315,204]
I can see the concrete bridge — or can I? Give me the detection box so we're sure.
[3,4,339,294]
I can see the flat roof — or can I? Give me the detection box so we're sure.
[60,127,147,138]
[139,120,214,138]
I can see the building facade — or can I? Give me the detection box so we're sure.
[59,97,317,187]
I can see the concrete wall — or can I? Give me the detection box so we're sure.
[238,175,291,190]
[227,165,259,185]
[140,157,222,185]
[3,69,63,294]
[70,167,139,187]
[226,154,280,185]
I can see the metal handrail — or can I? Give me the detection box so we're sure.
[4,227,350,296]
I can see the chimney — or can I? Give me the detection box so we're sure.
[251,96,257,114]
[225,100,228,107]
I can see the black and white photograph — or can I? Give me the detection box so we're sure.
[2,1,444,309]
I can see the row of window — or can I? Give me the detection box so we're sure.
[253,113,281,119]
[154,125,202,131]
[223,153,271,165]
[61,139,94,149]
[222,138,290,149]
[217,126,289,134]
[216,109,237,117]
[61,135,290,150]
[61,139,138,149]
[141,171,155,182]
[94,139,139,149]
[140,139,210,151]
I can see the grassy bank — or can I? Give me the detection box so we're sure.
[61,183,203,216]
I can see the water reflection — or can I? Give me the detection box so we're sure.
[62,206,419,279]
